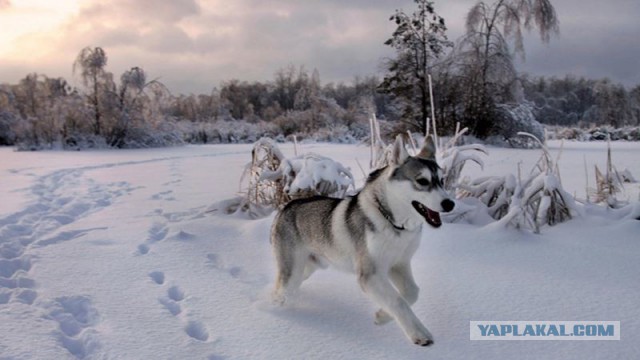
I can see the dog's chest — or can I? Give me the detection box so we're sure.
[366,228,421,267]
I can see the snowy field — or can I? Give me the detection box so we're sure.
[0,141,639,359]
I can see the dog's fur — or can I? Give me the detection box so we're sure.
[270,136,454,346]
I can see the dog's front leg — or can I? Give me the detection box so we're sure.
[359,269,433,346]
[375,263,420,325]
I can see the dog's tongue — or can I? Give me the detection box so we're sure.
[411,201,442,228]
[425,207,442,228]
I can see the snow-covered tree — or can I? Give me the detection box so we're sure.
[458,0,559,138]
[9,74,75,148]
[105,67,153,147]
[380,0,452,135]
[73,46,112,136]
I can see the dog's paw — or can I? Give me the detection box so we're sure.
[374,309,393,325]
[413,337,434,346]
[410,326,434,347]
[271,290,286,306]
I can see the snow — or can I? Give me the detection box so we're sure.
[0,141,639,359]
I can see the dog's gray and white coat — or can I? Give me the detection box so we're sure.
[270,135,454,346]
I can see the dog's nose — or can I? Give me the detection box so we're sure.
[441,199,455,213]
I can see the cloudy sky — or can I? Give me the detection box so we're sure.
[0,0,638,94]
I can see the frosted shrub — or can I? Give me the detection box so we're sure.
[242,138,288,214]
[438,125,487,191]
[179,120,280,144]
[589,138,629,208]
[458,174,516,220]
[368,114,394,170]
[619,169,637,184]
[492,133,583,233]
[0,111,17,145]
[516,171,580,232]
[494,102,545,147]
[231,137,354,218]
[121,121,184,148]
[261,153,354,201]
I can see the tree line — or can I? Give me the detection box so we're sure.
[0,57,392,148]
[1,0,638,149]
[521,75,640,128]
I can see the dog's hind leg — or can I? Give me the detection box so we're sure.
[272,244,308,305]
[375,263,420,325]
[272,249,292,305]
[302,253,328,280]
[302,254,318,280]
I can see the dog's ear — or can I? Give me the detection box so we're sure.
[391,135,409,165]
[417,135,436,160]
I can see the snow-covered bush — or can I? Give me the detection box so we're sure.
[453,132,584,232]
[438,125,487,191]
[232,138,288,218]
[262,152,354,200]
[489,133,583,232]
[59,134,109,150]
[230,137,354,218]
[458,174,516,220]
[178,119,281,144]
[219,138,286,219]
[176,115,369,146]
[0,111,19,146]
[517,170,580,231]
[368,114,394,170]
[494,102,545,147]
[587,138,634,208]
[119,120,184,149]
[619,169,637,184]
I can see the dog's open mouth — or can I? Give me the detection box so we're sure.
[411,201,442,228]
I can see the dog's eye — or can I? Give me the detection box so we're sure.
[416,178,430,186]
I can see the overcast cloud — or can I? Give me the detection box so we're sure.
[0,0,638,94]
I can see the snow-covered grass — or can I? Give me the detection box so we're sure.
[0,141,638,359]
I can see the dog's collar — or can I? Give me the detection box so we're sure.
[374,195,406,231]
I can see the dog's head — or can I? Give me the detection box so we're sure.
[388,135,454,228]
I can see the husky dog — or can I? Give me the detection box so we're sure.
[270,135,454,346]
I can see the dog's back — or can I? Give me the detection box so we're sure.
[271,195,341,248]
